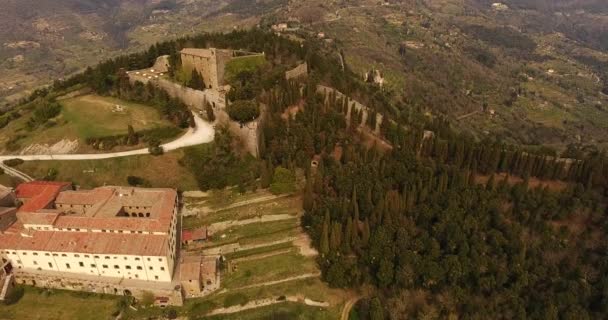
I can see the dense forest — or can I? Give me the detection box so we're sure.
[260,77,608,319]
[16,29,608,319]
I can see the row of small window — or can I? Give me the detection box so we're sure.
[29,226,152,234]
[39,261,165,271]
[8,251,164,262]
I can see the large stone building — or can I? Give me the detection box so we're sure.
[180,48,235,90]
[0,182,182,304]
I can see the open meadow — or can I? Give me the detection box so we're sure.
[0,94,180,154]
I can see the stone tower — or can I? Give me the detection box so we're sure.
[180,48,234,90]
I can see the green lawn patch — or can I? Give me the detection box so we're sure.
[224,242,295,260]
[60,94,172,139]
[225,55,266,81]
[16,149,199,190]
[0,286,118,320]
[203,219,299,248]
[221,251,318,289]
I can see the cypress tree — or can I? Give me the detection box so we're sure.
[260,160,271,188]
[330,221,343,252]
[362,218,371,246]
[320,211,330,255]
[303,178,314,212]
[127,125,138,145]
[342,217,352,254]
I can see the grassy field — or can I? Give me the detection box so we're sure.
[0,94,177,154]
[15,148,199,190]
[0,287,119,320]
[224,55,267,82]
[59,94,171,138]
[222,251,319,289]
[201,219,300,249]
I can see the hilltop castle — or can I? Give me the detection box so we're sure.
[127,48,265,157]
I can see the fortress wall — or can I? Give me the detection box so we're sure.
[214,50,236,89]
[128,74,226,113]
[285,62,308,80]
[216,109,261,158]
[127,73,260,157]
[317,85,384,135]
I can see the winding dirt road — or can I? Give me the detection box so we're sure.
[0,113,214,162]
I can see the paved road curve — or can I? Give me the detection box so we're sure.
[0,113,214,162]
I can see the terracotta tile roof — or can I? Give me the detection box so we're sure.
[15,181,71,212]
[16,211,60,226]
[182,227,207,242]
[0,207,16,217]
[1,184,177,256]
[55,188,113,206]
[0,230,168,256]
[53,216,165,233]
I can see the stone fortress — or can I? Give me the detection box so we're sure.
[127,48,266,157]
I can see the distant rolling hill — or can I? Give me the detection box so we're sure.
[0,0,255,106]
[1,0,607,149]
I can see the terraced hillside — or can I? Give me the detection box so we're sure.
[179,188,352,319]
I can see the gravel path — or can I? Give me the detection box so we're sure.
[0,112,214,162]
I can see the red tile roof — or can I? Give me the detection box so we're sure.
[15,181,71,212]
[182,227,207,242]
[0,230,168,256]
[0,184,177,257]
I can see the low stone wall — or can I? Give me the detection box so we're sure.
[285,62,308,80]
[14,269,183,306]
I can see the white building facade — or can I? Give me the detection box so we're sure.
[0,183,178,283]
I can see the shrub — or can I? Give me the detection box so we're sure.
[3,286,25,305]
[223,293,249,308]
[28,100,62,128]
[3,158,24,167]
[205,102,216,122]
[166,308,178,319]
[140,291,155,307]
[227,100,260,123]
[127,176,146,186]
[44,168,59,181]
[148,139,164,156]
[189,301,217,314]
[270,167,296,194]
